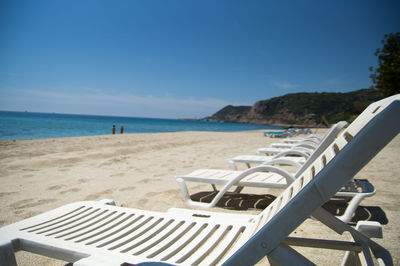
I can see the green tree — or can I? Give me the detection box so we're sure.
[369,32,400,97]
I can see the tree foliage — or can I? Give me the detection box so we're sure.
[370,32,400,97]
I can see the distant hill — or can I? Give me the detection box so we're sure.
[206,105,252,122]
[202,89,382,126]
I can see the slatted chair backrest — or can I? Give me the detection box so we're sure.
[293,120,348,178]
[225,94,400,265]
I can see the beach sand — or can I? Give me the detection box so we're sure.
[0,130,399,265]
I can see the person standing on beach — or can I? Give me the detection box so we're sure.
[120,125,124,134]
[112,125,116,134]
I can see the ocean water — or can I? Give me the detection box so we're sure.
[0,111,281,140]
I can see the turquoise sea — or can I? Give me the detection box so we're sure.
[0,111,281,140]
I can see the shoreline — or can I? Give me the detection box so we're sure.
[0,130,398,265]
[0,129,268,142]
[0,124,329,142]
[0,110,279,141]
[0,128,279,142]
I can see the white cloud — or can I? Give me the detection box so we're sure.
[271,80,297,89]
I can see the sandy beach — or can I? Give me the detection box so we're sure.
[0,130,399,265]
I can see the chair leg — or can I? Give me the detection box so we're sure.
[267,256,280,266]
[233,186,244,193]
[268,243,315,266]
[342,250,362,266]
[227,160,237,170]
[312,208,393,265]
[0,240,17,266]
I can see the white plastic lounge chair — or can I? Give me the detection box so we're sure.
[282,133,322,144]
[259,128,334,155]
[296,127,312,134]
[175,168,375,224]
[257,141,317,155]
[228,121,347,170]
[227,151,308,170]
[1,95,398,266]
[270,138,319,148]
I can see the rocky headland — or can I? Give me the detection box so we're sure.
[201,89,382,127]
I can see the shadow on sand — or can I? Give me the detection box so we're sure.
[190,191,388,225]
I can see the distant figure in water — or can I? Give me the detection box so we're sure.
[112,125,116,135]
[120,125,124,134]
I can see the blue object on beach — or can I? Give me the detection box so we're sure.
[268,131,285,134]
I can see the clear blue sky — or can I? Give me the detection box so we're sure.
[1,0,399,118]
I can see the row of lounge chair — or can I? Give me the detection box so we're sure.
[264,127,313,138]
[175,120,377,224]
[1,94,399,265]
[229,121,347,170]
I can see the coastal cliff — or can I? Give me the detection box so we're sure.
[202,89,381,126]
